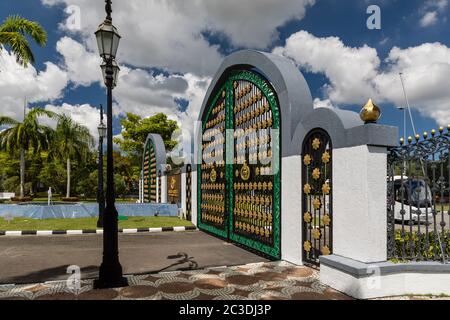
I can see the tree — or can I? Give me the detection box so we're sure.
[49,114,94,198]
[0,109,56,198]
[0,15,47,67]
[114,113,179,164]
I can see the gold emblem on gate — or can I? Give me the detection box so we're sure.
[210,168,217,183]
[240,162,251,181]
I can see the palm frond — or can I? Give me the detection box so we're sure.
[0,15,47,47]
[0,116,19,127]
[0,31,34,66]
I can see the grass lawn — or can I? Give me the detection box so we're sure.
[0,216,193,231]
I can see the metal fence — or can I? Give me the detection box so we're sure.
[387,128,450,263]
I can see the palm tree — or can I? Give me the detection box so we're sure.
[0,109,56,198]
[0,15,47,67]
[50,114,94,199]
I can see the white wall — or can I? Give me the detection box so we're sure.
[281,155,303,265]
[333,145,387,263]
[321,264,450,299]
[161,175,168,203]
[181,172,187,218]
[191,170,198,226]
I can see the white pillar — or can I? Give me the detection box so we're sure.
[161,175,168,203]
[281,155,303,265]
[333,145,388,263]
[181,171,187,219]
[191,170,198,226]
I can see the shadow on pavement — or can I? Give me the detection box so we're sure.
[1,265,99,285]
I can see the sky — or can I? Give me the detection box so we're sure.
[0,0,449,145]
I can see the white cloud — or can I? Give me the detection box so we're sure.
[419,0,448,28]
[420,11,438,27]
[56,36,102,86]
[273,31,380,105]
[44,103,102,142]
[0,48,69,120]
[273,31,450,125]
[41,0,315,76]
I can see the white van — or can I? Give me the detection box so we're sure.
[388,176,435,224]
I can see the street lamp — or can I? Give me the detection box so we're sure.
[96,105,106,228]
[93,0,127,289]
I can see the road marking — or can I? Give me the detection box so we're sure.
[67,230,83,235]
[36,231,53,236]
[5,231,21,236]
[123,229,138,234]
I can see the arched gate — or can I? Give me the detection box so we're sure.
[198,69,281,259]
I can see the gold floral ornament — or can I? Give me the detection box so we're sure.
[210,168,217,183]
[303,212,312,223]
[303,184,312,195]
[322,151,330,164]
[303,241,312,253]
[312,228,321,240]
[322,183,330,195]
[321,246,331,256]
[312,138,321,150]
[303,154,312,166]
[313,198,321,210]
[322,214,331,226]
[312,168,321,180]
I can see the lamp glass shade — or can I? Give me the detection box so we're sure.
[100,60,120,88]
[95,20,121,60]
[98,122,107,139]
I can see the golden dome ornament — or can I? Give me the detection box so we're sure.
[360,98,381,124]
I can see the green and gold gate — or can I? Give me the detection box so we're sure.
[143,140,157,203]
[302,129,332,265]
[198,69,281,259]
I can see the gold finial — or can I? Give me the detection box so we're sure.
[423,132,428,139]
[415,134,420,142]
[448,124,450,132]
[432,129,437,136]
[360,98,381,124]
[399,137,404,145]
[408,136,412,144]
[439,127,444,134]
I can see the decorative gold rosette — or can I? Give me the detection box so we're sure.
[312,168,321,180]
[303,183,312,195]
[303,154,312,166]
[312,138,321,150]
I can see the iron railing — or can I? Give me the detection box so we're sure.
[387,128,450,263]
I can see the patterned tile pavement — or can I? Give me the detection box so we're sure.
[0,261,352,300]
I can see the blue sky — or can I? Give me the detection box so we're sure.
[1,0,449,142]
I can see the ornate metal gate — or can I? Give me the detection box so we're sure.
[302,129,332,265]
[186,164,192,220]
[198,69,281,259]
[143,140,157,203]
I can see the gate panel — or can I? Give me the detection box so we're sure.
[143,140,157,203]
[198,70,281,259]
[198,85,228,238]
[229,71,280,259]
[302,129,332,265]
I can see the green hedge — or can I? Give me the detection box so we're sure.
[394,230,450,259]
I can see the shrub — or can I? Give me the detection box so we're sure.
[394,229,450,259]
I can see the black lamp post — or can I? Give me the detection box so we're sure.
[93,0,127,289]
[96,105,106,228]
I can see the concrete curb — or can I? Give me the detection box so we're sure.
[0,226,197,236]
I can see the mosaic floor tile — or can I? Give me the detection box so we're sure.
[0,261,352,300]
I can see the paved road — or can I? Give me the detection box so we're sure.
[0,231,268,284]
